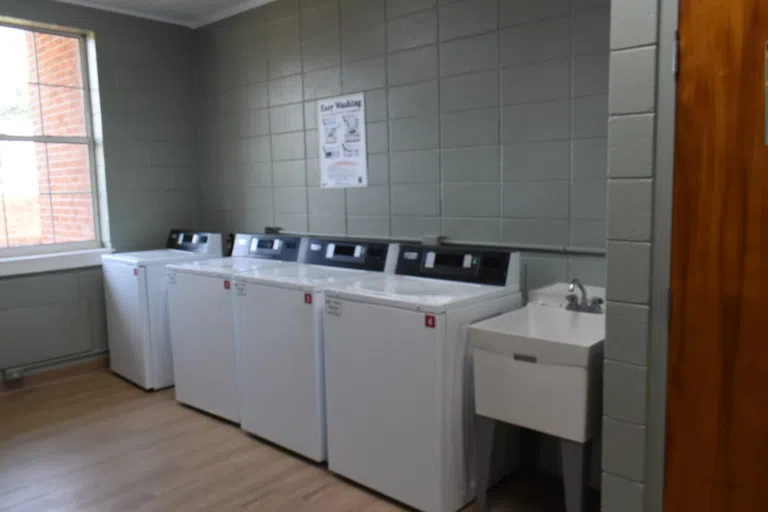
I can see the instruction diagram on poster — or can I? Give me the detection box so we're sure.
[318,93,368,188]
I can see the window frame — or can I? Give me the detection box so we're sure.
[0,20,102,258]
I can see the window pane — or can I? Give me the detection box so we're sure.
[47,143,91,193]
[40,85,86,137]
[51,193,95,243]
[0,141,55,247]
[34,32,82,87]
[0,26,42,136]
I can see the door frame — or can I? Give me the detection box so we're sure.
[646,0,681,510]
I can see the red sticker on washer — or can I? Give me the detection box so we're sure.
[224,280,231,290]
[425,315,436,328]
[305,293,313,304]
[133,269,138,276]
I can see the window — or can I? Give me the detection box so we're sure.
[0,23,98,255]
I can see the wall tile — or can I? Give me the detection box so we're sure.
[440,32,498,77]
[442,147,500,182]
[609,47,657,114]
[365,88,388,122]
[443,183,500,217]
[391,184,440,215]
[502,182,569,219]
[573,138,608,180]
[440,70,499,112]
[501,58,570,105]
[390,150,440,183]
[606,241,652,304]
[387,9,437,52]
[346,185,390,215]
[387,0,436,19]
[502,100,570,143]
[607,179,653,241]
[604,360,648,425]
[502,219,569,246]
[341,0,386,30]
[274,212,309,231]
[270,103,305,134]
[306,158,320,186]
[267,0,299,22]
[310,214,347,234]
[304,100,318,129]
[568,256,607,287]
[387,44,438,86]
[342,23,386,63]
[611,0,658,50]
[602,417,646,482]
[367,121,390,153]
[441,108,499,148]
[347,215,391,236]
[342,56,386,93]
[301,1,339,41]
[273,186,308,213]
[570,220,606,249]
[500,17,570,67]
[391,216,440,238]
[573,94,609,138]
[389,116,439,151]
[439,0,498,42]
[571,180,607,220]
[272,159,307,187]
[608,114,655,178]
[305,129,318,156]
[240,108,271,137]
[521,254,568,289]
[573,53,610,97]
[302,33,341,72]
[270,75,304,106]
[602,473,645,512]
[303,66,342,100]
[239,82,269,110]
[271,132,306,160]
[388,81,439,119]
[242,136,272,162]
[268,17,302,78]
[500,0,569,27]
[572,7,610,55]
[605,301,650,366]
[503,141,570,181]
[367,153,390,184]
[309,186,346,216]
[442,218,501,242]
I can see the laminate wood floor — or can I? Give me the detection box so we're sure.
[0,370,593,511]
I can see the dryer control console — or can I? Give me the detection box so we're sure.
[231,233,305,261]
[304,238,399,272]
[166,230,222,254]
[396,245,520,287]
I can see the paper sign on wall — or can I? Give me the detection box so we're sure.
[318,93,367,188]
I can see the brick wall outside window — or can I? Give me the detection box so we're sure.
[0,26,94,249]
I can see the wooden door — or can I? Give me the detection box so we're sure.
[666,0,768,510]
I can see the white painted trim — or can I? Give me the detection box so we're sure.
[52,0,196,27]
[192,0,277,28]
[0,248,113,277]
[52,0,280,28]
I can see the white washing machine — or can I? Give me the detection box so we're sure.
[102,230,223,390]
[166,234,306,423]
[234,238,399,462]
[323,245,522,512]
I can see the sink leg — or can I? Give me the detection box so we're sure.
[560,439,589,512]
[475,415,496,512]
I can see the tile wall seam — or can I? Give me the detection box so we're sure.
[436,2,444,235]
[567,0,576,277]
[332,0,348,235]
[610,42,659,53]
[602,470,646,485]
[265,21,277,226]
[384,0,392,236]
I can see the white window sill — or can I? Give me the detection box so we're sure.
[0,248,113,278]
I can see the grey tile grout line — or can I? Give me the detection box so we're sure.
[383,1,392,237]
[337,0,349,236]
[264,20,277,229]
[435,4,443,235]
[566,0,576,281]
[496,0,503,243]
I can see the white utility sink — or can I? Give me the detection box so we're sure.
[528,282,606,310]
[470,304,605,443]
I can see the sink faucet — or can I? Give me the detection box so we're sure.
[567,278,604,314]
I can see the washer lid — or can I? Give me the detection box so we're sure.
[166,257,290,277]
[102,249,205,266]
[235,264,375,290]
[324,274,514,313]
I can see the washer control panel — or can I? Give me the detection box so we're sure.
[396,245,514,286]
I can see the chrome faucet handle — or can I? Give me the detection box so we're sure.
[566,293,579,311]
[589,297,604,313]
[568,278,589,307]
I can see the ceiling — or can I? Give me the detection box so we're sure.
[54,0,278,28]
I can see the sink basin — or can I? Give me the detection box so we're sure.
[469,304,605,443]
